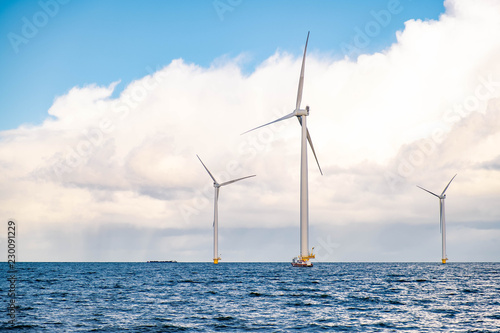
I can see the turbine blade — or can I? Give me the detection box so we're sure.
[214,187,219,227]
[441,174,457,196]
[197,155,218,183]
[241,112,295,135]
[297,117,322,175]
[220,174,256,187]
[307,129,323,175]
[417,185,440,198]
[295,31,310,111]
[439,200,443,234]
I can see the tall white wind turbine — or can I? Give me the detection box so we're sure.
[417,174,457,264]
[242,32,323,267]
[197,155,255,264]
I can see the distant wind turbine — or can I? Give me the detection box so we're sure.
[197,155,255,264]
[417,174,457,264]
[242,32,322,267]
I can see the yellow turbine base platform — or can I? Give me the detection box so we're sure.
[213,257,221,264]
[442,258,447,264]
[300,254,315,261]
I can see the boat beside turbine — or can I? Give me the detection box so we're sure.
[243,32,322,267]
[417,174,457,264]
[197,155,255,264]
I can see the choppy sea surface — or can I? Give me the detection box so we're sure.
[1,262,499,332]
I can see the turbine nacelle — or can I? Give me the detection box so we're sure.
[295,106,309,117]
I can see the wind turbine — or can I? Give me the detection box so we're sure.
[197,155,255,264]
[242,32,322,267]
[417,174,457,264]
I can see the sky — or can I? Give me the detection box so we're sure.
[1,0,499,262]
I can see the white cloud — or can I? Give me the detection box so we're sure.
[1,0,499,261]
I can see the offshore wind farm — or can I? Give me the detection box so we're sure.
[2,0,499,264]
[2,1,500,331]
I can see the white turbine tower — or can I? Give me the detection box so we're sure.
[242,32,323,267]
[197,155,255,264]
[417,174,457,264]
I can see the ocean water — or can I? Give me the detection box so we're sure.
[1,262,499,332]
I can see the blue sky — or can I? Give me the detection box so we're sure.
[0,0,444,130]
[1,0,500,263]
